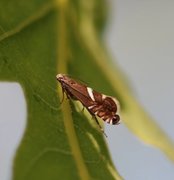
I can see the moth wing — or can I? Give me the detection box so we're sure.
[66,83,96,107]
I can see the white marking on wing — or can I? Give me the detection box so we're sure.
[87,87,95,101]
[88,105,95,109]
[110,119,113,124]
[102,94,106,100]
[94,111,98,115]
[105,119,110,123]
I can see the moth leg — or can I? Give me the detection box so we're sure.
[92,116,108,138]
[60,87,71,104]
[65,95,70,100]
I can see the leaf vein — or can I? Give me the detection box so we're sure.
[0,2,54,42]
[22,147,72,179]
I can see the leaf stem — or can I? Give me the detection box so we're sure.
[56,1,90,179]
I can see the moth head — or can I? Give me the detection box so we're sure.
[56,74,66,82]
[56,74,76,85]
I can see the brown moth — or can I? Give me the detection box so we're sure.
[56,74,121,137]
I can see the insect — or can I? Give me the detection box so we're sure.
[56,74,121,137]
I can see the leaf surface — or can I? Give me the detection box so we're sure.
[0,0,121,180]
[0,0,174,180]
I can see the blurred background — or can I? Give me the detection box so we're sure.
[0,0,174,179]
[105,0,174,179]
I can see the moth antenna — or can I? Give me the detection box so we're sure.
[59,87,65,105]
[92,116,108,138]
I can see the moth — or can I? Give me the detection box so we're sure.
[56,74,121,137]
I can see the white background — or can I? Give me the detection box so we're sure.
[0,0,174,179]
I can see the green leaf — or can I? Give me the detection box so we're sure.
[1,0,174,179]
[0,0,121,180]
